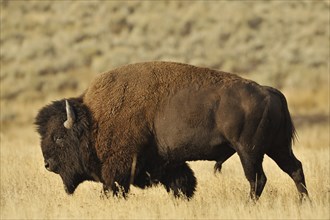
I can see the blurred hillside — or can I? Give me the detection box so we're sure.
[0,1,329,131]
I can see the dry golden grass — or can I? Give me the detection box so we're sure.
[0,122,329,219]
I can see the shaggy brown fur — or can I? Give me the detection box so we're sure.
[36,61,308,200]
[83,62,241,193]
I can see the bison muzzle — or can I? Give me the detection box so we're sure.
[35,61,308,201]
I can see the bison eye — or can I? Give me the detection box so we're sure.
[53,135,64,145]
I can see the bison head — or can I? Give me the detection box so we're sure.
[35,99,94,194]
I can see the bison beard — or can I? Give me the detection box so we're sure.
[35,61,309,201]
[61,172,90,194]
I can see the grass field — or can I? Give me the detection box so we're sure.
[0,121,329,219]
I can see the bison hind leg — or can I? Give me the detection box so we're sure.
[160,163,197,199]
[267,148,309,201]
[133,171,153,189]
[214,144,236,174]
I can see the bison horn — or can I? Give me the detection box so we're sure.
[64,100,75,129]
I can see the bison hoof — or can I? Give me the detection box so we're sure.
[161,163,197,200]
[214,162,223,174]
[100,189,111,199]
[299,193,311,204]
[169,186,194,200]
[133,171,153,189]
[101,183,128,199]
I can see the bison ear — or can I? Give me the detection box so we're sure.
[64,100,75,129]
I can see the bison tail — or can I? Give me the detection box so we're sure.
[270,88,297,150]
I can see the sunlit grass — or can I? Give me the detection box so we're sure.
[0,124,329,219]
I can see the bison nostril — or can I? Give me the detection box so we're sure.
[45,161,50,170]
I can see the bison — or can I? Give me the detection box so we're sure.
[35,61,308,200]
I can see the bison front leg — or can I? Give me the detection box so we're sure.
[104,179,130,198]
[102,183,126,198]
[101,154,133,198]
[160,163,197,199]
[238,153,267,201]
